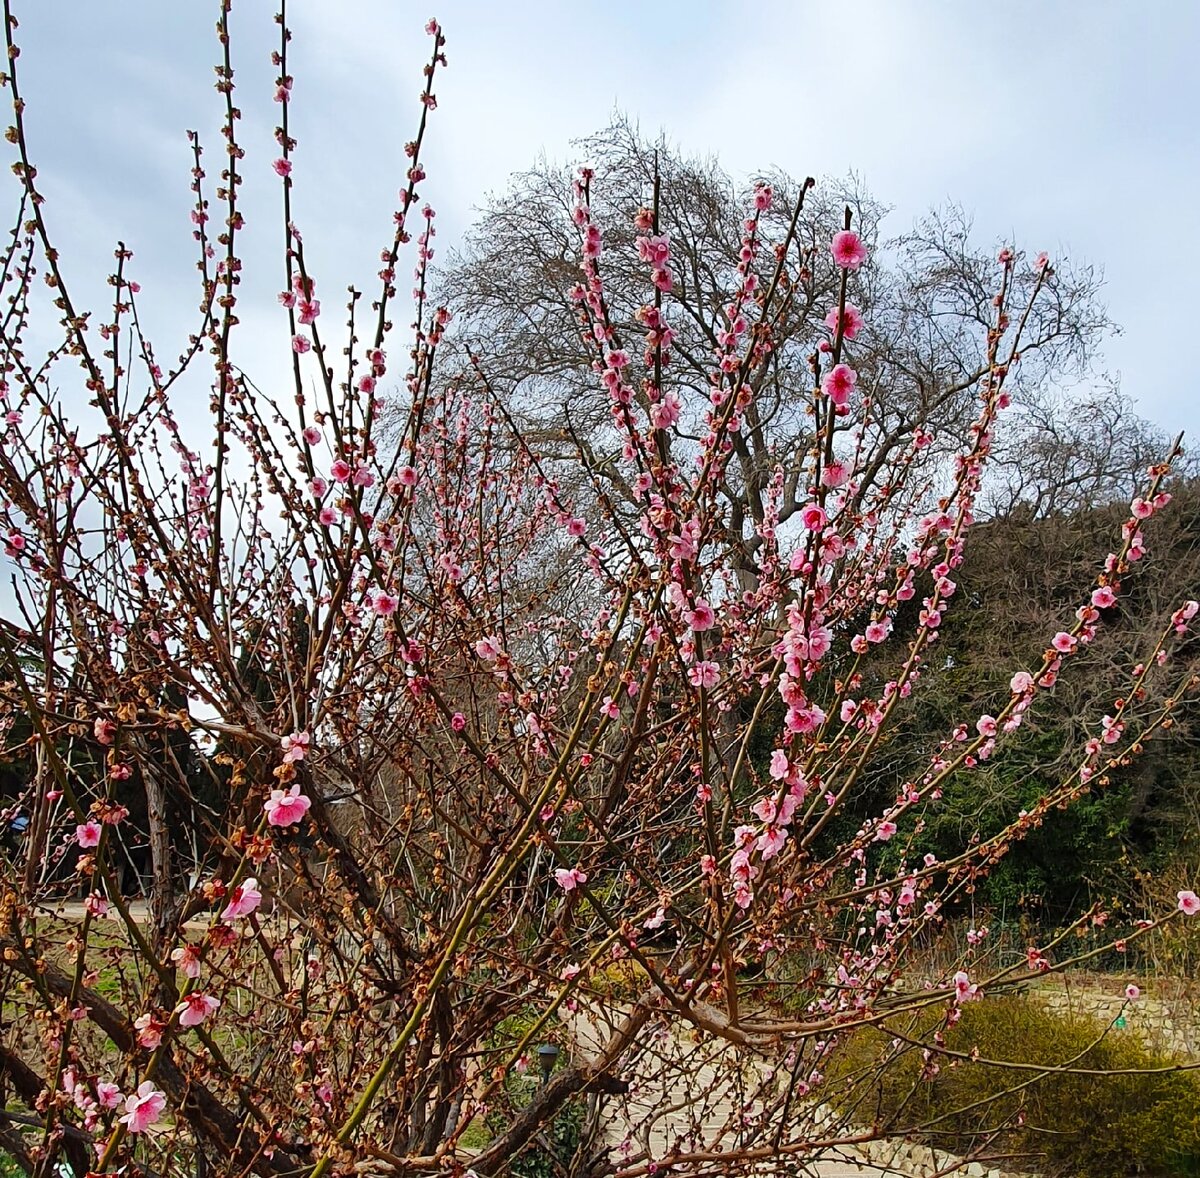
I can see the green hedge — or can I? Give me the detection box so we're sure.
[827,994,1200,1177]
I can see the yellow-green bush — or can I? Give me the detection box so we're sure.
[588,957,650,999]
[826,994,1200,1177]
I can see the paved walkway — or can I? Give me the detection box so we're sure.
[563,1004,904,1176]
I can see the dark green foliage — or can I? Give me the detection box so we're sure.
[799,482,1200,928]
[486,1074,587,1178]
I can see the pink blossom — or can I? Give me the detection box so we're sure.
[302,425,321,445]
[1051,631,1077,654]
[1010,671,1034,694]
[824,304,864,341]
[875,820,897,841]
[821,363,857,407]
[1125,984,1140,1001]
[636,233,671,268]
[688,661,720,690]
[976,715,997,738]
[953,970,980,1004]
[566,517,586,537]
[76,820,102,848]
[175,992,220,1028]
[1172,600,1199,634]
[94,717,117,745]
[373,592,399,617]
[554,866,588,892]
[171,944,202,980]
[451,712,466,732]
[264,783,312,827]
[758,826,788,858]
[1091,585,1117,609]
[96,1082,122,1110]
[331,459,353,483]
[297,299,320,325]
[822,461,848,488]
[475,635,502,661]
[119,1082,166,1134]
[650,391,682,430]
[865,619,891,644]
[1179,890,1200,916]
[831,230,868,270]
[801,503,827,532]
[85,892,109,918]
[292,334,312,354]
[281,730,310,763]
[273,158,292,177]
[220,877,263,922]
[134,1013,165,1050]
[686,600,715,631]
[752,795,779,825]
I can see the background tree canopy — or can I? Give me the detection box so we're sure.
[437,118,1117,583]
[431,116,1200,931]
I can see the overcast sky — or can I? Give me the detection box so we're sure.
[7,1,1198,441]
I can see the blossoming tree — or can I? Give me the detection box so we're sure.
[0,6,1196,1178]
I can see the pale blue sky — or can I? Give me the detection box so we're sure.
[7,1,1199,438]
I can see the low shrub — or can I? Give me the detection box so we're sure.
[588,958,650,1000]
[827,993,1200,1177]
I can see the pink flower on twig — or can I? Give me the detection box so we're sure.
[175,992,220,1028]
[831,230,867,270]
[824,304,864,340]
[554,867,588,892]
[119,1082,166,1134]
[953,970,980,1004]
[821,363,857,407]
[281,730,310,763]
[76,821,102,848]
[220,877,262,922]
[264,784,312,827]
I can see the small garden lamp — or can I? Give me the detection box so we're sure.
[536,1042,559,1085]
